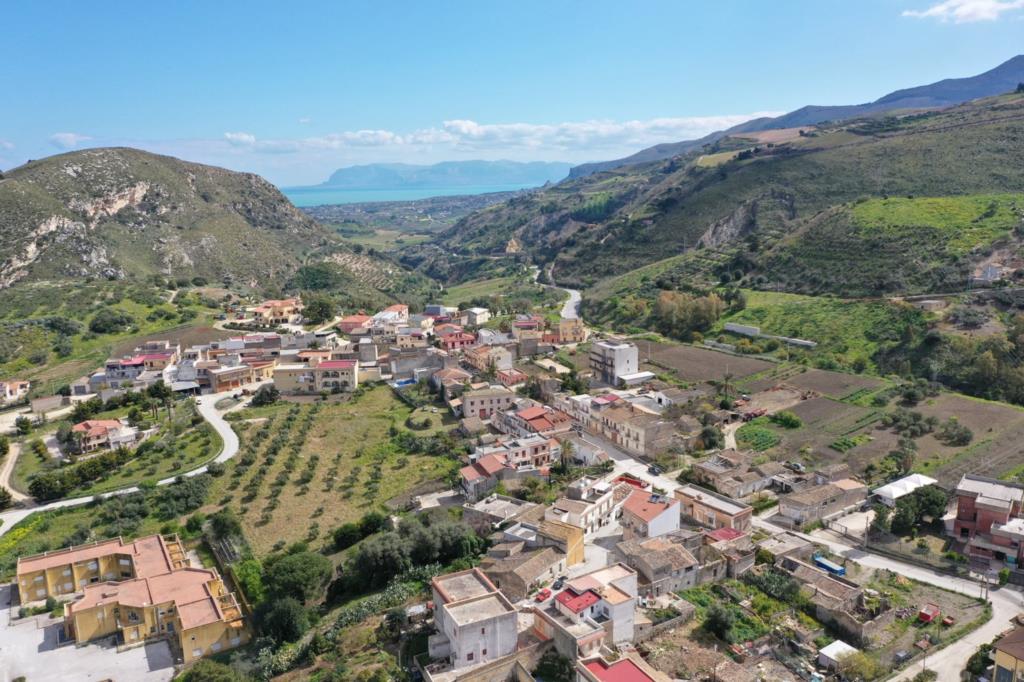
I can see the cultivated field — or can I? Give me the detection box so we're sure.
[782,368,885,400]
[209,386,460,556]
[643,343,772,383]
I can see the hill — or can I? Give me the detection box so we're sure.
[436,93,1024,311]
[0,147,333,289]
[308,160,571,189]
[569,54,1024,178]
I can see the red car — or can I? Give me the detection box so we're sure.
[534,588,552,602]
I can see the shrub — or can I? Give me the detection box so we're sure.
[257,597,309,643]
[89,307,134,334]
[769,410,802,429]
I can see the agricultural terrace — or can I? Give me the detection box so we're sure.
[210,385,462,556]
[716,290,929,373]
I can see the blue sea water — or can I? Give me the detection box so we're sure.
[281,184,536,207]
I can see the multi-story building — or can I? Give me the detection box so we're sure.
[675,484,753,532]
[589,340,638,385]
[440,331,478,353]
[473,434,561,470]
[577,654,670,682]
[465,307,491,326]
[464,345,513,373]
[596,405,678,458]
[556,318,588,344]
[71,419,139,454]
[950,474,1024,568]
[479,545,566,602]
[273,358,360,394]
[615,530,727,597]
[17,535,247,663]
[461,494,540,534]
[620,490,680,540]
[690,448,785,499]
[994,626,1024,682]
[337,314,372,334]
[248,297,303,326]
[427,569,518,671]
[496,368,528,388]
[545,477,628,538]
[493,403,574,438]
[460,386,516,419]
[549,564,637,645]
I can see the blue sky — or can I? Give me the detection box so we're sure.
[1,0,1022,185]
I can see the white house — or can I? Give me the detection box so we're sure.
[620,490,680,540]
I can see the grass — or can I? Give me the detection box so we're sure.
[851,194,1024,255]
[209,386,460,556]
[338,227,431,251]
[716,289,929,371]
[441,276,517,305]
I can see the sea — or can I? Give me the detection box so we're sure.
[281,184,537,207]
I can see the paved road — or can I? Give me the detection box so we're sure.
[0,441,30,504]
[753,516,1021,681]
[531,264,581,320]
[0,390,244,539]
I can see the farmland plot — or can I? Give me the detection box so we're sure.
[644,343,772,382]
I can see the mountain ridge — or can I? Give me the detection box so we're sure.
[306,159,572,190]
[569,54,1024,178]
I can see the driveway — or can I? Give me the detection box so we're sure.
[0,585,174,682]
[0,385,253,540]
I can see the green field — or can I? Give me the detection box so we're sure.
[852,194,1024,254]
[441,276,518,305]
[716,290,929,371]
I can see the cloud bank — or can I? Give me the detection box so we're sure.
[49,132,92,149]
[903,0,1024,22]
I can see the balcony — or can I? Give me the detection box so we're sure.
[162,534,189,569]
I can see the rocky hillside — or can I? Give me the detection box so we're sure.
[437,93,1024,308]
[0,147,333,290]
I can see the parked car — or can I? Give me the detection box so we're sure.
[648,465,663,475]
[534,588,551,602]
[552,578,565,590]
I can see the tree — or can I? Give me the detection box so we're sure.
[209,508,242,540]
[89,307,134,334]
[14,416,32,436]
[303,294,335,325]
[358,510,390,536]
[332,523,363,550]
[870,504,891,533]
[0,486,12,510]
[704,603,734,642]
[890,498,918,536]
[263,551,333,603]
[351,532,414,588]
[1017,82,1024,94]
[698,425,724,450]
[257,597,309,643]
[250,384,280,407]
[913,485,949,520]
[0,435,9,458]
[837,652,885,680]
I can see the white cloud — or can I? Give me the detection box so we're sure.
[225,112,779,156]
[49,132,92,149]
[0,139,13,151]
[903,0,1024,22]
[298,117,312,124]
[224,131,256,146]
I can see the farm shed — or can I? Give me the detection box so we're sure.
[818,640,859,670]
[873,473,938,507]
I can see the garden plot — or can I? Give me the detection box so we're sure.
[644,343,772,382]
[784,368,885,400]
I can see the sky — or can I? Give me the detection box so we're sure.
[1,0,1023,186]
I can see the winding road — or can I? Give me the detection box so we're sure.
[531,264,582,319]
[0,390,243,540]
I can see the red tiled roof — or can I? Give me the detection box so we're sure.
[318,360,356,369]
[555,587,600,613]
[584,659,657,682]
[622,490,678,524]
[706,527,745,542]
[72,419,122,436]
[517,406,548,421]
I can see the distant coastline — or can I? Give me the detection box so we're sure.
[281,183,539,207]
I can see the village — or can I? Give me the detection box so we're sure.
[3,292,1024,682]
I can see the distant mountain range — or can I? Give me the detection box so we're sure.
[569,54,1024,178]
[307,160,572,190]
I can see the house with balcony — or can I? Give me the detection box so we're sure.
[248,297,303,326]
[589,340,638,385]
[675,484,753,532]
[615,530,728,597]
[17,534,247,663]
[460,385,517,419]
[493,403,573,438]
[544,476,630,538]
[273,358,359,394]
[950,474,1024,569]
[71,419,140,454]
[426,569,518,672]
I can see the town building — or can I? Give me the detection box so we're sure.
[690,448,785,499]
[464,345,513,373]
[589,340,639,385]
[337,314,372,334]
[595,404,680,458]
[675,484,753,532]
[473,434,561,471]
[556,318,588,344]
[248,297,303,326]
[479,544,566,602]
[17,535,247,663]
[577,654,670,682]
[777,479,868,528]
[545,476,630,537]
[273,358,359,394]
[620,490,680,540]
[70,418,140,454]
[496,368,528,388]
[427,569,518,671]
[440,331,478,353]
[615,530,727,597]
[465,307,491,326]
[872,473,938,508]
[493,403,573,438]
[461,495,540,534]
[0,379,30,405]
[460,386,517,419]
[950,474,1024,568]
[993,626,1024,682]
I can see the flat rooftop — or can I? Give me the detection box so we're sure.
[432,568,496,604]
[676,484,750,516]
[467,495,538,520]
[446,593,515,625]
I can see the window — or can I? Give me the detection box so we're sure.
[119,558,131,566]
[87,561,98,570]
[130,631,138,641]
[63,582,73,591]
[482,648,487,656]
[36,588,46,598]
[480,627,486,635]
[230,636,241,646]
[62,568,71,576]
[34,575,44,583]
[467,653,474,662]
